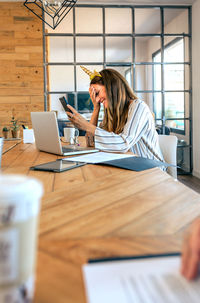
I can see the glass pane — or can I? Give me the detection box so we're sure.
[164,65,184,91]
[77,65,103,92]
[49,93,73,118]
[76,37,103,62]
[106,37,132,62]
[49,66,74,91]
[184,92,190,118]
[49,93,64,112]
[166,119,185,132]
[164,64,190,91]
[45,9,73,33]
[164,8,188,34]
[155,119,162,126]
[153,93,162,119]
[164,37,189,63]
[105,8,132,34]
[135,65,161,91]
[165,92,184,119]
[164,38,184,62]
[66,93,75,107]
[135,37,161,62]
[78,93,93,113]
[125,67,132,88]
[135,92,154,110]
[135,8,161,34]
[184,37,189,63]
[76,8,102,33]
[104,66,133,88]
[153,52,161,63]
[165,92,189,133]
[48,37,73,63]
[153,64,161,91]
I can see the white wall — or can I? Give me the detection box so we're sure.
[192,0,200,178]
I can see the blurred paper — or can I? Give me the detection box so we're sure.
[83,256,200,303]
[23,129,35,144]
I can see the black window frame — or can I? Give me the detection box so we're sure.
[152,37,186,135]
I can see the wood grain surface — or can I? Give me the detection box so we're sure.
[1,141,200,303]
[0,2,44,135]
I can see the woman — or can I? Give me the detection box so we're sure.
[67,68,163,161]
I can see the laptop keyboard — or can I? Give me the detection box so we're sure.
[62,146,85,152]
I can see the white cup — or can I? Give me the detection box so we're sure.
[0,174,43,302]
[64,127,79,144]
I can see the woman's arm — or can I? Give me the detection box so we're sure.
[85,108,100,147]
[85,87,101,146]
[66,105,96,135]
[89,108,100,126]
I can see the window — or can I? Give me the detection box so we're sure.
[44,6,132,117]
[125,68,131,87]
[43,5,192,173]
[153,38,185,134]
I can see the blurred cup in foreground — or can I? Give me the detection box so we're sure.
[0,137,4,168]
[0,174,43,302]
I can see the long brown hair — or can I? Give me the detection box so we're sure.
[90,69,137,134]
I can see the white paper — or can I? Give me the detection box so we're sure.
[63,152,134,164]
[23,129,35,144]
[83,256,200,303]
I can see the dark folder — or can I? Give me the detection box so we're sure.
[98,156,173,172]
[88,252,180,263]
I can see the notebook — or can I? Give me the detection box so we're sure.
[31,112,99,156]
[64,152,171,171]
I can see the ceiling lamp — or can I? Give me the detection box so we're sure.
[24,0,77,30]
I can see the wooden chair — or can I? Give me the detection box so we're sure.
[158,135,178,179]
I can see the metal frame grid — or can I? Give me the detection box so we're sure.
[43,4,192,173]
[152,36,187,136]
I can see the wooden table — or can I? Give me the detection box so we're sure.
[2,138,21,154]
[2,140,200,303]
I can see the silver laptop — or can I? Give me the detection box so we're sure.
[31,112,99,156]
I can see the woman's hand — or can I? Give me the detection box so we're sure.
[66,105,96,135]
[181,218,200,280]
[89,86,100,110]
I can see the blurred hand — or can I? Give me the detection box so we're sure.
[181,217,200,280]
[66,105,96,135]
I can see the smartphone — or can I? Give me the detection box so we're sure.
[59,96,73,113]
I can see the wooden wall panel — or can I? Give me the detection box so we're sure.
[0,2,44,136]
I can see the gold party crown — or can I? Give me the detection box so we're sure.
[80,65,102,81]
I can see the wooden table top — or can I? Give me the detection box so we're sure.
[2,138,21,154]
[2,140,200,303]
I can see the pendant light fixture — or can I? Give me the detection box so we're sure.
[24,0,77,30]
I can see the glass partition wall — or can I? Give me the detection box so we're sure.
[43,4,192,174]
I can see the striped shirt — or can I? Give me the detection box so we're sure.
[94,99,164,161]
